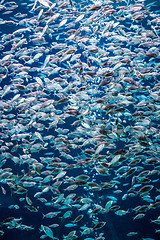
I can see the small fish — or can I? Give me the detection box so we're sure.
[127,232,138,236]
[115,210,129,216]
[73,214,84,223]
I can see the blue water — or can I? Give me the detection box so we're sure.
[0,0,160,240]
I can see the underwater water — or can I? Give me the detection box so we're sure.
[0,0,160,239]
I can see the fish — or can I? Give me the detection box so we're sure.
[41,225,54,239]
[105,200,114,212]
[138,185,154,195]
[133,213,145,220]
[73,214,84,223]
[127,232,138,236]
[115,209,129,216]
[0,0,160,239]
[93,222,106,230]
